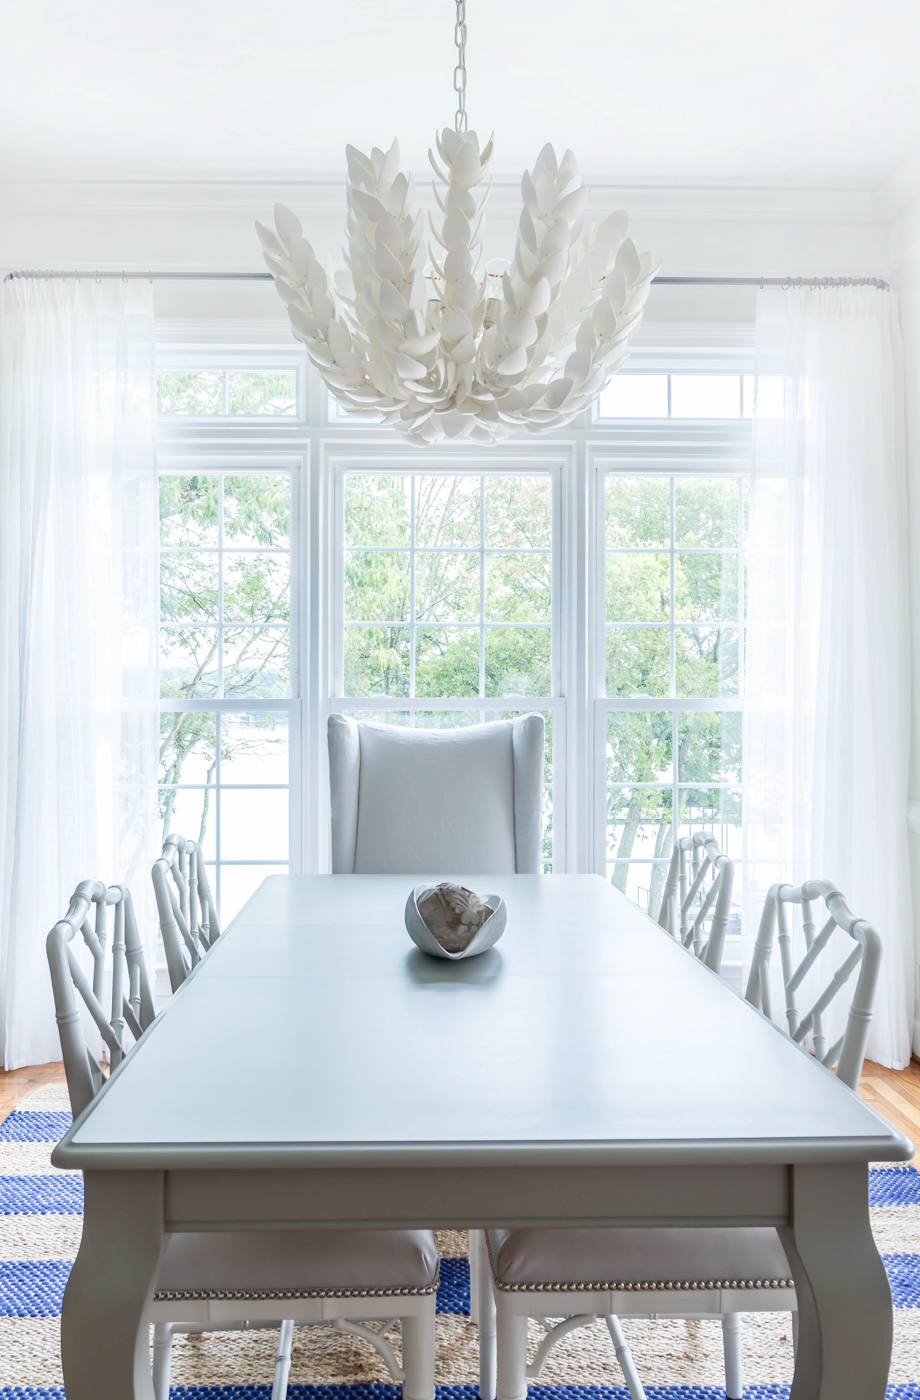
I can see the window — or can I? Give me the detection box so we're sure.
[157,369,298,417]
[332,467,560,871]
[155,339,756,944]
[599,472,745,925]
[158,468,296,921]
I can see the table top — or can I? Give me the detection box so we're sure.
[55,874,912,1170]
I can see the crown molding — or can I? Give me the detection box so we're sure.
[0,176,890,226]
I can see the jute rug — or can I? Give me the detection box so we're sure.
[3,1082,920,1398]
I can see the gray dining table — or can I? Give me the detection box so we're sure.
[54,872,912,1400]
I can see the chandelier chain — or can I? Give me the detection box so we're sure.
[453,0,467,134]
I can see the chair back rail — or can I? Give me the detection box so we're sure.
[152,833,220,991]
[657,831,734,975]
[46,880,156,1118]
[744,878,881,1090]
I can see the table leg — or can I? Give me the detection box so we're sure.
[780,1162,890,1400]
[61,1169,165,1400]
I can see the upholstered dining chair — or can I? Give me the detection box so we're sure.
[152,832,220,992]
[327,712,545,874]
[478,877,883,1400]
[657,830,734,975]
[327,711,545,1334]
[47,878,439,1400]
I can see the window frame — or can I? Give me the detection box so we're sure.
[154,332,758,928]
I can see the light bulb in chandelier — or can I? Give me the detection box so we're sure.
[256,8,658,442]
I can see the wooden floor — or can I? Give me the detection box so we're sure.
[2,1057,920,1164]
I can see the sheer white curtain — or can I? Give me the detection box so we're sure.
[744,286,912,1069]
[0,280,159,1070]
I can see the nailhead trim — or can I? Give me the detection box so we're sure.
[153,1282,438,1302]
[493,1276,795,1293]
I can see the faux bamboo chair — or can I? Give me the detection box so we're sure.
[656,830,734,974]
[47,878,439,1400]
[479,877,882,1400]
[152,832,220,992]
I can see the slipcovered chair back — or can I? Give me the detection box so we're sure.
[327,713,545,874]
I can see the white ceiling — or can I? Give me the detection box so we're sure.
[1,0,918,194]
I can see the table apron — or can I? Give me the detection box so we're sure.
[164,1162,790,1231]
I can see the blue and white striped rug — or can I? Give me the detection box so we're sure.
[3,1083,920,1399]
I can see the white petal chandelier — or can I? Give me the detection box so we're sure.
[257,2,658,444]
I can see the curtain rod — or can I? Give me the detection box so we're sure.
[2,269,891,291]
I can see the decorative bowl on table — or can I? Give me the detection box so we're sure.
[405,882,506,960]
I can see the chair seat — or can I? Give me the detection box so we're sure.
[155,1229,440,1301]
[486,1227,793,1293]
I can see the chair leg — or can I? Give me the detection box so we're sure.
[402,1303,436,1400]
[271,1319,294,1400]
[722,1311,743,1400]
[469,1228,481,1325]
[495,1297,528,1400]
[151,1321,173,1400]
[792,1308,799,1357]
[604,1315,647,1400]
[478,1238,497,1400]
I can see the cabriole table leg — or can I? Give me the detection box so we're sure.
[781,1162,891,1400]
[61,1170,165,1400]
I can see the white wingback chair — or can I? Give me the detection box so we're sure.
[327,713,545,874]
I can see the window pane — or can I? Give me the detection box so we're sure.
[221,789,289,860]
[675,553,738,623]
[605,476,670,548]
[670,375,741,419]
[415,552,480,623]
[227,372,296,416]
[416,475,481,548]
[675,628,739,698]
[157,370,222,416]
[159,553,219,622]
[484,628,551,697]
[608,860,669,917]
[607,788,673,865]
[219,864,289,925]
[675,478,739,548]
[598,374,668,419]
[677,786,743,859]
[160,475,219,548]
[607,627,670,698]
[606,712,672,784]
[676,711,742,784]
[159,712,216,786]
[160,626,218,699]
[415,628,480,698]
[159,786,217,857]
[742,375,784,419]
[222,628,290,698]
[223,553,291,624]
[345,476,411,547]
[344,626,410,696]
[485,476,551,549]
[223,475,291,548]
[606,553,670,623]
[344,551,410,624]
[484,553,551,624]
[220,712,289,784]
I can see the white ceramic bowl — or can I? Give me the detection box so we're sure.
[404,885,506,960]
